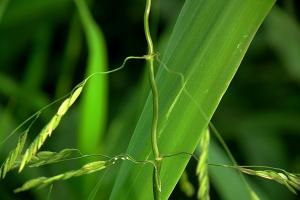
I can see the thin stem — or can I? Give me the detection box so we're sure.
[144,0,154,55]
[148,60,160,159]
[144,0,161,199]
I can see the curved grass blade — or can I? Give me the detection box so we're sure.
[74,0,108,155]
[110,0,275,199]
[74,0,108,197]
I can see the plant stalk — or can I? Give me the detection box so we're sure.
[144,0,161,199]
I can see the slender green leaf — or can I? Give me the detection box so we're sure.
[74,0,108,197]
[75,0,108,154]
[110,0,274,199]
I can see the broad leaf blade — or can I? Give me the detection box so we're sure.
[110,0,274,199]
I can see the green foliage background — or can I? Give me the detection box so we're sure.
[0,0,299,199]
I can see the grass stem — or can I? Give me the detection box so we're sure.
[144,0,161,199]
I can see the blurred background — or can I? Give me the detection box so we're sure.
[0,0,299,199]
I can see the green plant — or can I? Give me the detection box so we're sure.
[0,0,300,199]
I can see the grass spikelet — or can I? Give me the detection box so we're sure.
[238,167,300,195]
[18,82,85,172]
[28,149,78,167]
[14,160,107,193]
[0,132,27,178]
[196,128,210,200]
[179,171,195,197]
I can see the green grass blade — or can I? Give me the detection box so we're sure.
[75,0,108,154]
[110,0,274,199]
[74,0,107,197]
